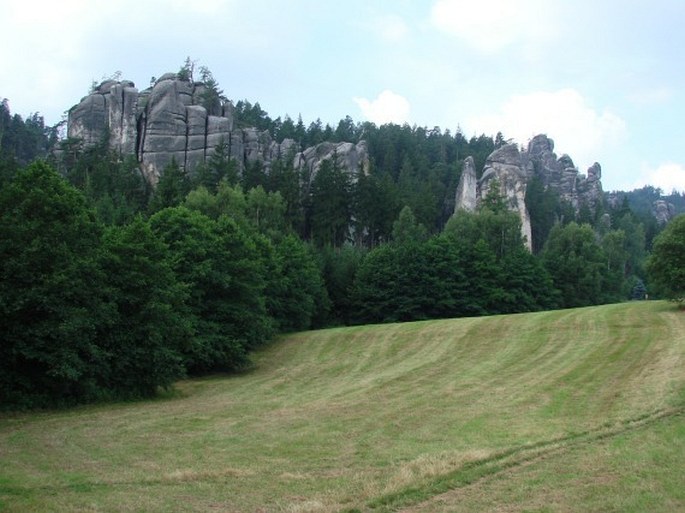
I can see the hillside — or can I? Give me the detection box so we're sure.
[1,301,683,512]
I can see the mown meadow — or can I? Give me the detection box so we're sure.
[1,301,683,512]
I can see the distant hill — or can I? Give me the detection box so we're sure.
[607,185,685,224]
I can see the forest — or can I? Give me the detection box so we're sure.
[1,94,684,409]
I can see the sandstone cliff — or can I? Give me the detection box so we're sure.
[454,134,604,250]
[68,76,368,185]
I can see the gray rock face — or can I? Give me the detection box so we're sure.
[455,156,478,212]
[69,80,140,156]
[652,199,676,225]
[454,134,605,250]
[524,134,604,212]
[67,76,367,185]
[294,141,369,190]
[471,144,532,248]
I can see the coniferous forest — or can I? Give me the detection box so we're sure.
[1,91,684,410]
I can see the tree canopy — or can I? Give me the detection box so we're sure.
[647,214,685,304]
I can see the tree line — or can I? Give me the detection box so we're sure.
[1,98,682,409]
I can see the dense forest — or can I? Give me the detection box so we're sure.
[1,92,683,409]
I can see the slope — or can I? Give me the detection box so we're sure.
[0,301,683,512]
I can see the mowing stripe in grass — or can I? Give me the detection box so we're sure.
[364,406,684,512]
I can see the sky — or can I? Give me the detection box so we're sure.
[2,0,684,193]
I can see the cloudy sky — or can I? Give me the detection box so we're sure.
[2,0,684,192]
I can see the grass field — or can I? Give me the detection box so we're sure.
[1,301,683,512]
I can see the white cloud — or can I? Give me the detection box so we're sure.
[627,162,685,193]
[468,89,626,169]
[430,0,556,53]
[354,90,411,125]
[374,15,410,43]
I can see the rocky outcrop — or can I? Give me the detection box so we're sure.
[479,144,533,246]
[67,76,368,185]
[295,141,369,189]
[525,135,603,211]
[652,199,676,225]
[68,80,139,155]
[454,134,605,250]
[454,156,478,212]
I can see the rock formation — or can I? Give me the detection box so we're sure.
[652,199,676,224]
[454,134,604,250]
[525,135,604,211]
[479,144,533,246]
[454,156,478,212]
[68,76,368,185]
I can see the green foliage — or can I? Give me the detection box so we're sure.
[629,277,648,300]
[241,159,268,191]
[97,217,189,396]
[525,175,562,254]
[308,158,352,247]
[318,244,365,325]
[0,162,105,407]
[0,99,56,166]
[266,157,304,232]
[267,236,330,331]
[148,158,190,213]
[177,56,195,82]
[149,207,273,372]
[358,231,466,321]
[352,169,399,246]
[0,163,194,408]
[646,214,685,304]
[541,222,607,308]
[197,66,224,115]
[233,100,273,131]
[194,138,238,190]
[392,206,427,244]
[60,143,150,224]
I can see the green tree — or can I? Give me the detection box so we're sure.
[245,186,287,237]
[149,207,273,372]
[352,169,399,246]
[197,65,224,116]
[177,56,195,82]
[195,138,238,190]
[0,100,54,166]
[267,235,330,331]
[392,205,428,244]
[600,229,628,302]
[444,207,558,314]
[646,214,685,304]
[96,217,190,397]
[318,244,365,325]
[352,234,467,323]
[0,162,105,407]
[541,222,606,308]
[308,158,351,247]
[525,175,560,254]
[267,157,304,233]
[148,158,190,213]
[241,159,268,191]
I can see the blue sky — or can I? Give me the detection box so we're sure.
[2,0,684,192]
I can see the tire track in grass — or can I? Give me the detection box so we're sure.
[360,406,684,513]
